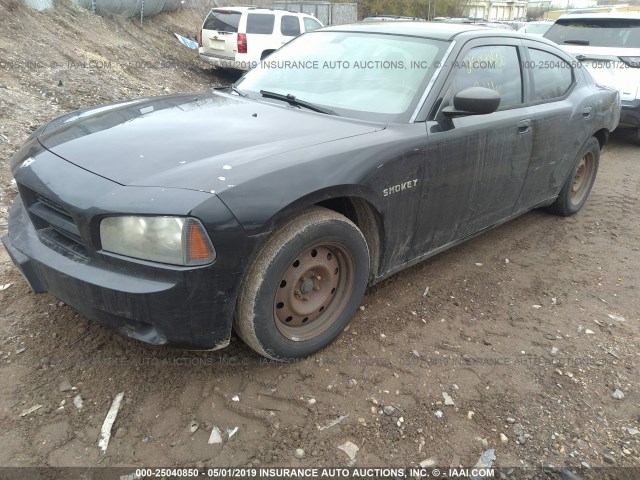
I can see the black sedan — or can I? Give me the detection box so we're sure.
[3,23,620,360]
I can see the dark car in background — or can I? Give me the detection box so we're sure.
[363,15,426,22]
[3,23,620,360]
[433,17,513,29]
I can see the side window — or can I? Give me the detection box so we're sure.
[446,45,523,110]
[303,17,322,32]
[528,49,573,102]
[246,13,275,34]
[281,15,301,36]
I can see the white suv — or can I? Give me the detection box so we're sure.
[198,7,323,71]
[544,13,640,144]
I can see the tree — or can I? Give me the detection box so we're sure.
[357,0,472,20]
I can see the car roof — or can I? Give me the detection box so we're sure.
[212,6,312,16]
[322,21,556,43]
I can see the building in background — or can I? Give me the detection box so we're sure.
[467,0,528,20]
[272,1,357,25]
[527,0,552,18]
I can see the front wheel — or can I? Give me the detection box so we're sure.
[546,137,600,216]
[234,207,369,360]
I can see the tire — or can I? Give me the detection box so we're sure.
[634,127,640,146]
[261,50,274,61]
[546,137,600,217]
[234,207,369,360]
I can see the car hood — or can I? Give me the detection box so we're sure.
[559,45,640,101]
[38,90,384,193]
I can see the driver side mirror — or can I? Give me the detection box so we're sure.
[442,87,501,117]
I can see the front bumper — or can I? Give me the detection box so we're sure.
[3,147,255,350]
[3,199,236,349]
[620,99,640,128]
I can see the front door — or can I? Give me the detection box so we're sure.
[411,39,534,257]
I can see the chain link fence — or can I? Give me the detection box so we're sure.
[272,1,357,25]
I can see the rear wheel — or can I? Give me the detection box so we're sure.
[546,137,600,216]
[234,207,369,360]
[261,50,275,60]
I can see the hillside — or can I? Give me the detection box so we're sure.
[0,0,222,197]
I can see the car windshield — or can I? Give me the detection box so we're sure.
[236,31,449,122]
[545,18,640,48]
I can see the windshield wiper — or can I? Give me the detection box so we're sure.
[564,39,590,45]
[231,86,247,97]
[259,90,338,116]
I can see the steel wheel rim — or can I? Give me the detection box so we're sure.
[273,243,354,341]
[571,151,594,206]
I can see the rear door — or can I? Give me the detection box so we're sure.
[515,41,593,210]
[246,12,277,60]
[201,9,241,60]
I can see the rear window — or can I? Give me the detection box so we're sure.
[247,13,275,34]
[203,10,241,33]
[545,18,640,48]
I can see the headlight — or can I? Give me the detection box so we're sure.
[100,216,216,266]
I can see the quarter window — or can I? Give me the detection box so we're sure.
[247,13,275,34]
[528,49,573,102]
[448,45,523,109]
[304,17,322,32]
[281,15,301,36]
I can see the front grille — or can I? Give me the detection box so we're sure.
[20,185,88,260]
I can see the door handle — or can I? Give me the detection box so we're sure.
[582,107,593,119]
[517,119,531,134]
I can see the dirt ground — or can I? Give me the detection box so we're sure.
[0,1,638,477]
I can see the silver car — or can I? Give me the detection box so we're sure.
[545,13,640,144]
[518,21,553,36]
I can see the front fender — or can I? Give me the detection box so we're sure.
[218,124,428,274]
